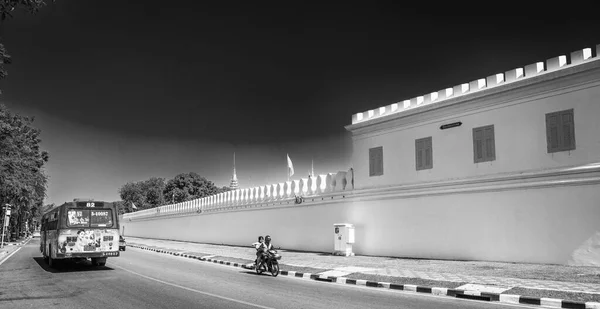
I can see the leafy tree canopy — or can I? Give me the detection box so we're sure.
[163,172,221,204]
[0,104,48,209]
[118,177,166,212]
[0,104,48,236]
[118,173,231,212]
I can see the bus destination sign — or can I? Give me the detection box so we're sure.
[75,202,105,208]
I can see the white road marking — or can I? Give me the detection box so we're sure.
[0,238,31,267]
[112,264,277,309]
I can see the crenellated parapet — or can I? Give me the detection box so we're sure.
[350,45,600,125]
[123,168,354,221]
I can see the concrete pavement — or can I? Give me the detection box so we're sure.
[125,236,600,309]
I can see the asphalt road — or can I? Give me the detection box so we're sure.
[0,239,541,309]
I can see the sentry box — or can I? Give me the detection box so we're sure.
[333,223,355,256]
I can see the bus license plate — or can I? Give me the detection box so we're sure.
[104,252,119,257]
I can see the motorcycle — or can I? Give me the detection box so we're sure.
[255,249,281,277]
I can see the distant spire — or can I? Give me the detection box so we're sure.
[233,152,237,181]
[229,152,239,190]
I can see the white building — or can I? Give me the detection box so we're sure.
[346,46,599,189]
[343,45,600,265]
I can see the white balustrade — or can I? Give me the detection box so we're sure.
[325,173,335,193]
[123,168,355,221]
[292,180,300,196]
[259,186,265,202]
[284,181,291,198]
[300,178,308,195]
[270,185,276,201]
[308,176,317,195]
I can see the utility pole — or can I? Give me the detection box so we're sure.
[1,204,11,248]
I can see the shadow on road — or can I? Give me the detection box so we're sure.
[240,270,278,278]
[33,257,114,273]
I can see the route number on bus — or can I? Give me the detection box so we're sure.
[86,202,95,207]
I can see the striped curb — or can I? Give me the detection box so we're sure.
[129,244,600,309]
[2,237,31,246]
[2,239,30,246]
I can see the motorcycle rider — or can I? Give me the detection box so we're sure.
[264,235,274,251]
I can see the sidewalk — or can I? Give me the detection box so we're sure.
[125,237,600,307]
[0,237,31,265]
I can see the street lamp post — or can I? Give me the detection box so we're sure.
[1,204,11,249]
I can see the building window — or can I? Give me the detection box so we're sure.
[473,125,496,163]
[369,146,383,177]
[546,109,575,153]
[415,137,433,170]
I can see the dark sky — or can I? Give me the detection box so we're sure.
[1,2,600,204]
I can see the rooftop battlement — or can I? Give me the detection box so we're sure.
[350,44,600,125]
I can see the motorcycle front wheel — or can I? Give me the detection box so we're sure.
[270,262,279,277]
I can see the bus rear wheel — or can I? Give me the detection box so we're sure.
[48,256,58,268]
[91,257,107,267]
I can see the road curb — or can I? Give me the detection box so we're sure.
[129,244,600,309]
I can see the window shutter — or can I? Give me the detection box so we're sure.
[377,147,384,175]
[546,112,560,153]
[484,126,495,160]
[415,140,422,170]
[416,138,432,170]
[369,148,375,176]
[473,128,483,162]
[426,138,432,168]
[369,147,383,176]
[560,110,575,151]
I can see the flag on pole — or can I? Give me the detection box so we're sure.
[287,154,294,178]
[131,202,137,210]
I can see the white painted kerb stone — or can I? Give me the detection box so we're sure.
[499,294,520,304]
[540,298,562,308]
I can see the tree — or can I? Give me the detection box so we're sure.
[0,104,49,238]
[139,177,166,208]
[163,172,220,204]
[112,200,126,215]
[118,181,145,212]
[118,177,166,211]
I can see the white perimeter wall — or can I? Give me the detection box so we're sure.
[122,180,600,266]
[121,54,600,266]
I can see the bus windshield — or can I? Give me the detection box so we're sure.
[67,209,113,228]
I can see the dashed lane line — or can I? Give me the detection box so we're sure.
[112,264,277,309]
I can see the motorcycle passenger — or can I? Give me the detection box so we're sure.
[252,236,266,270]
